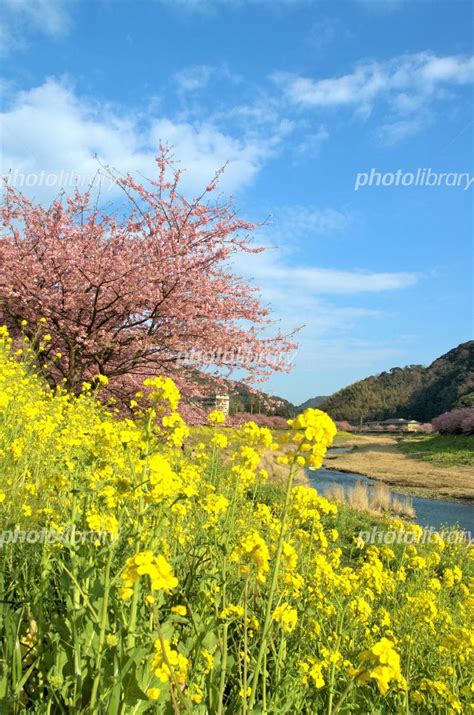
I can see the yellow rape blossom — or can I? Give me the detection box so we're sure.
[230,530,270,583]
[356,638,405,696]
[208,409,226,424]
[120,551,178,598]
[272,602,298,633]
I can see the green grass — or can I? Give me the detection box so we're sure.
[333,430,362,444]
[398,433,474,467]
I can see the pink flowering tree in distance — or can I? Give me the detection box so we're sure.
[432,408,474,435]
[0,149,297,404]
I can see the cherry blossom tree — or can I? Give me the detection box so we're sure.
[334,420,355,433]
[0,150,296,403]
[432,408,474,435]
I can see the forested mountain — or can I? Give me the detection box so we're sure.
[316,341,474,423]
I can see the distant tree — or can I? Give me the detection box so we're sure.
[335,420,355,432]
[456,392,474,408]
[432,408,474,435]
[0,150,296,403]
[229,413,289,429]
[418,423,434,433]
[459,412,474,435]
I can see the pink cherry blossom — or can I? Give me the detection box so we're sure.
[0,149,297,405]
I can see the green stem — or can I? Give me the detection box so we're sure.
[89,547,114,710]
[217,548,229,715]
[217,462,243,713]
[242,577,249,714]
[217,622,229,715]
[275,635,285,684]
[332,678,355,715]
[328,605,345,715]
[262,650,267,713]
[248,462,296,709]
[127,418,150,649]
[70,480,83,709]
[126,579,140,650]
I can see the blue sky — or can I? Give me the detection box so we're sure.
[1,0,473,403]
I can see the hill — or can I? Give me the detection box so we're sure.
[297,395,328,411]
[188,374,297,418]
[228,382,296,417]
[315,341,474,423]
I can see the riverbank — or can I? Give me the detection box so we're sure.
[326,434,474,502]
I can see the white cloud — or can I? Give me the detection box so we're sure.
[0,78,280,199]
[230,236,420,401]
[298,339,405,369]
[420,55,474,84]
[173,64,241,93]
[355,0,407,11]
[241,249,418,296]
[149,118,277,193]
[232,244,417,352]
[211,97,283,127]
[274,205,350,237]
[160,0,316,9]
[0,0,73,55]
[377,116,426,144]
[232,244,418,401]
[273,67,383,107]
[160,0,406,10]
[294,126,329,157]
[174,65,216,92]
[272,52,474,140]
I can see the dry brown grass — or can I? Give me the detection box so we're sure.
[347,481,370,511]
[370,482,392,512]
[324,479,416,520]
[391,495,415,519]
[325,483,345,503]
[325,435,474,501]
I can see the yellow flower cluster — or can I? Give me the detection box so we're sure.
[208,409,226,424]
[119,551,178,599]
[230,530,270,583]
[143,375,180,412]
[150,638,189,685]
[0,325,472,713]
[282,408,337,469]
[356,637,405,695]
[161,411,190,447]
[272,602,298,633]
[86,511,119,539]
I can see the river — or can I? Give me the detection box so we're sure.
[308,456,474,533]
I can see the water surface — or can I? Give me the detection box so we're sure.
[308,465,474,533]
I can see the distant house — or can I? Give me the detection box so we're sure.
[381,418,420,432]
[364,418,421,432]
